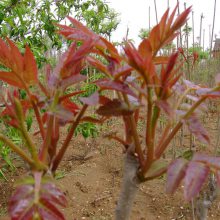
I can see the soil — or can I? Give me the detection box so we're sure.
[1,111,220,220]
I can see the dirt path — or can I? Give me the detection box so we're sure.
[1,112,220,219]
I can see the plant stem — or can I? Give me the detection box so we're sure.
[127,116,144,167]
[115,152,140,220]
[122,94,144,166]
[39,115,54,163]
[145,88,154,170]
[52,104,88,172]
[0,134,34,167]
[32,100,45,139]
[14,98,38,162]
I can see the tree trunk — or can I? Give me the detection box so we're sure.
[115,153,140,220]
[196,174,217,220]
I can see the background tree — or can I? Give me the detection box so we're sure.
[138,28,150,40]
[0,0,119,66]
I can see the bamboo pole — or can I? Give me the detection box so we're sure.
[210,0,217,55]
[149,6,151,30]
[154,0,158,24]
[177,0,182,48]
[199,13,204,48]
[192,11,195,49]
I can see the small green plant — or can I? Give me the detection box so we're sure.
[75,122,99,139]
[0,141,15,171]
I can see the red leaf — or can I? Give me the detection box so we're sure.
[114,65,133,79]
[60,99,79,115]
[162,52,179,82]
[0,38,38,88]
[124,42,145,73]
[87,56,109,75]
[138,38,152,60]
[0,38,11,67]
[23,45,38,85]
[99,95,112,105]
[67,16,95,38]
[172,7,192,31]
[0,71,23,88]
[184,161,209,201]
[154,56,169,65]
[60,40,94,79]
[166,158,188,194]
[7,38,23,73]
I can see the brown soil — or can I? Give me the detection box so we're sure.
[1,111,220,220]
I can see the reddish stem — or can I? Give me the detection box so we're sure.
[39,116,54,163]
[52,104,88,172]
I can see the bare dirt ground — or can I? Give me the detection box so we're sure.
[1,111,220,220]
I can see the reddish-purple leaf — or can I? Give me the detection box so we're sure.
[196,87,220,98]
[96,79,137,97]
[155,100,174,118]
[59,91,85,103]
[51,105,75,122]
[9,176,67,220]
[80,92,99,106]
[60,74,86,88]
[38,207,64,220]
[20,206,36,220]
[184,115,210,144]
[184,161,209,201]
[40,198,65,220]
[41,183,67,207]
[96,99,135,116]
[193,153,220,170]
[166,158,188,194]
[186,94,199,102]
[183,79,200,90]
